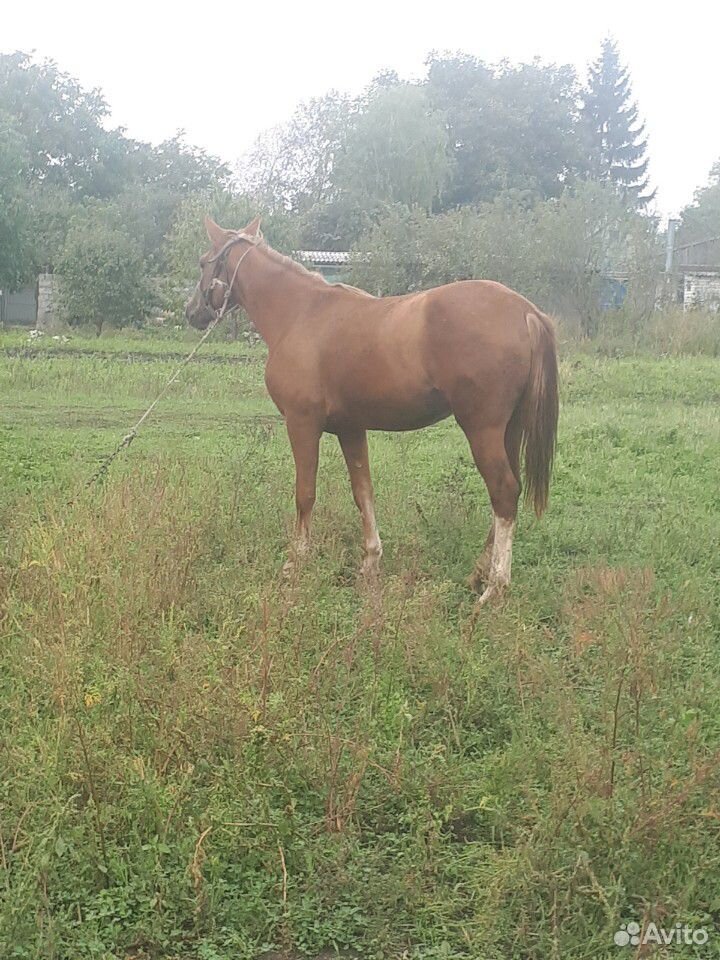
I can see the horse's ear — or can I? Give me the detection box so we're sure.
[204,215,227,248]
[244,215,262,237]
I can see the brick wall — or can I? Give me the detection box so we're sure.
[683,272,720,311]
[36,273,58,330]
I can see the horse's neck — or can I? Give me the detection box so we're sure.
[240,249,322,350]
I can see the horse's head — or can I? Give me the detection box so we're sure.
[185,215,263,329]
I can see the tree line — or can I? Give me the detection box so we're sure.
[1,42,718,335]
[0,52,228,330]
[241,39,654,252]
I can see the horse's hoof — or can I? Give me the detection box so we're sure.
[467,565,490,593]
[283,540,310,580]
[361,559,381,581]
[475,581,508,607]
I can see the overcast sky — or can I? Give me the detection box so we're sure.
[4,0,719,217]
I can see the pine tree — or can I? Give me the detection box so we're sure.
[582,38,654,206]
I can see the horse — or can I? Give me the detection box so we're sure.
[186,215,558,605]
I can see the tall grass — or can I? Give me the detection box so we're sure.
[559,307,720,357]
[1,342,719,958]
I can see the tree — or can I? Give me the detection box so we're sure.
[24,184,77,275]
[333,84,450,213]
[122,133,231,263]
[1,53,228,200]
[0,113,32,290]
[297,84,451,248]
[0,51,235,303]
[240,93,351,212]
[425,54,583,207]
[295,196,377,252]
[0,52,115,197]
[239,83,451,249]
[56,216,152,335]
[679,160,720,244]
[581,38,653,206]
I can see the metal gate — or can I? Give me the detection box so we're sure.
[0,286,37,326]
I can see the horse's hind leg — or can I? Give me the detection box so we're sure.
[469,519,495,592]
[470,405,524,587]
[457,418,520,605]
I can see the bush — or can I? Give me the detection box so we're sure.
[56,218,153,335]
[349,182,662,337]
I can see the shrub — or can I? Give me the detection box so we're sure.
[56,217,153,335]
[350,182,662,337]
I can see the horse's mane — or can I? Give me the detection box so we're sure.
[262,244,326,283]
[335,282,375,298]
[261,244,375,298]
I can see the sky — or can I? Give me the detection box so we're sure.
[3,0,719,218]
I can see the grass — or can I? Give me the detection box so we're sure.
[1,328,719,959]
[0,325,261,360]
[556,307,720,359]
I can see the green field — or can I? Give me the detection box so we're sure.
[1,330,719,959]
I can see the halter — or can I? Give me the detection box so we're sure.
[201,229,264,319]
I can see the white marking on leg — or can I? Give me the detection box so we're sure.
[478,514,496,574]
[491,516,514,587]
[476,515,515,606]
[361,498,383,576]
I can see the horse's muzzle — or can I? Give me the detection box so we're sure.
[186,304,215,330]
[185,285,216,329]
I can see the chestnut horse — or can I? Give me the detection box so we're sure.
[186,216,558,604]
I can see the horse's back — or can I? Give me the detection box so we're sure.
[325,277,536,393]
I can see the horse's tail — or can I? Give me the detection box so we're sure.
[520,310,559,517]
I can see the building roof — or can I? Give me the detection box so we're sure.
[295,250,350,265]
[675,236,720,251]
[674,236,720,270]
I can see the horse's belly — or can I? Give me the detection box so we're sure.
[327,387,451,433]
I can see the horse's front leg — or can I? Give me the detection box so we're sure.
[283,416,321,577]
[338,429,383,578]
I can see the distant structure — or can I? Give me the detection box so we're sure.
[0,284,36,326]
[36,273,57,329]
[0,273,58,329]
[295,250,351,284]
[671,236,720,310]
